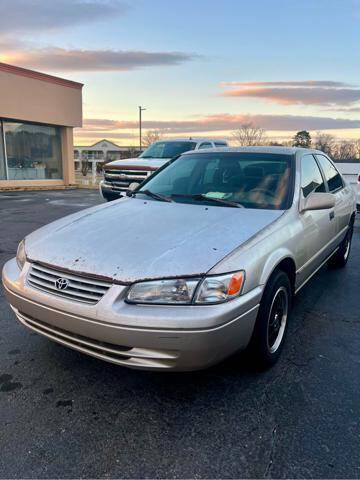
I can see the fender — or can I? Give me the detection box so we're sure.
[259,248,297,286]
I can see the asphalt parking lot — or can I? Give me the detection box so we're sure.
[0,189,359,479]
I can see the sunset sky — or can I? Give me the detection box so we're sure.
[1,0,360,146]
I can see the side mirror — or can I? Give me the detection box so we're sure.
[128,182,140,191]
[126,182,140,197]
[300,192,335,212]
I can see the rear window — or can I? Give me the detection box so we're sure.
[140,141,197,159]
[315,155,343,192]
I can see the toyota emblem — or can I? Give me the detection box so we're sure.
[55,277,69,290]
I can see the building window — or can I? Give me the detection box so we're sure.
[2,120,62,181]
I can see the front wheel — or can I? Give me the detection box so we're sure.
[248,270,292,369]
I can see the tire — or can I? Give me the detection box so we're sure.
[248,270,292,369]
[328,224,353,268]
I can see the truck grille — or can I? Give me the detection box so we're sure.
[28,263,111,304]
[104,169,149,193]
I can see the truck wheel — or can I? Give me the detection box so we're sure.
[248,270,292,369]
[328,224,353,268]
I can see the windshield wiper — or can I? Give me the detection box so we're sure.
[171,193,243,208]
[135,189,172,202]
[140,155,154,158]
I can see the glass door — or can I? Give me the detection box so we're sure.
[0,120,7,180]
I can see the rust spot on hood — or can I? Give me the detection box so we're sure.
[27,258,130,285]
[27,258,206,285]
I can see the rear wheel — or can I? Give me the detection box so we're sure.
[328,224,353,268]
[248,270,292,369]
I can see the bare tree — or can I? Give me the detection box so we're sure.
[142,129,165,147]
[332,140,357,162]
[231,122,266,146]
[353,139,360,160]
[314,131,335,155]
[81,151,90,176]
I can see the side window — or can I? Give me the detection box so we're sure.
[214,141,227,147]
[301,155,326,198]
[315,155,343,192]
[198,142,212,149]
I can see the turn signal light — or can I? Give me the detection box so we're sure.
[227,272,245,296]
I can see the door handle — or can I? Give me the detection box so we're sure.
[329,211,335,221]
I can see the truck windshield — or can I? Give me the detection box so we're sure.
[140,141,197,159]
[139,152,294,210]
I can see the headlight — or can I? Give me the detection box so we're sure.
[127,278,200,304]
[16,239,26,271]
[194,271,245,304]
[126,270,245,305]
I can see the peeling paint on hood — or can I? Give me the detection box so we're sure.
[25,198,283,283]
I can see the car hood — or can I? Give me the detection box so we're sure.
[105,157,169,169]
[25,198,283,283]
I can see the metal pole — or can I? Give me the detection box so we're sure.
[139,106,141,152]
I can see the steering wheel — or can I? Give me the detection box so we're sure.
[250,188,276,198]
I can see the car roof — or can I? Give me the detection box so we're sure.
[182,146,324,156]
[153,138,228,143]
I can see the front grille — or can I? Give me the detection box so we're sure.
[28,263,111,304]
[104,169,149,192]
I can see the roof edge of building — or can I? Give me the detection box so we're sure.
[0,62,83,90]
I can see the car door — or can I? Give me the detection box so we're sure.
[297,154,335,285]
[315,154,351,239]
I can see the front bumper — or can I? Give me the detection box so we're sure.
[2,258,261,371]
[99,180,123,201]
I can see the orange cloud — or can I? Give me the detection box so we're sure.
[221,81,360,106]
[79,114,360,134]
[221,81,351,88]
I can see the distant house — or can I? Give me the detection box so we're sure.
[74,139,141,171]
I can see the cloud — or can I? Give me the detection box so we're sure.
[0,41,198,72]
[0,0,129,33]
[80,114,360,134]
[221,81,352,88]
[74,131,136,140]
[81,119,122,130]
[325,107,360,113]
[0,1,197,73]
[221,81,360,106]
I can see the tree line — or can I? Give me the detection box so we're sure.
[231,124,360,163]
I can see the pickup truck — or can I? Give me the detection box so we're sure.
[99,138,228,201]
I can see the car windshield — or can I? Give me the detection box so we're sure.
[140,141,197,159]
[139,152,294,210]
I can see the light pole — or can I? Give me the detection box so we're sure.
[139,106,146,152]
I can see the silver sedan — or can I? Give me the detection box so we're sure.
[2,147,356,371]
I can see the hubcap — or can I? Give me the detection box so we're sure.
[267,286,288,354]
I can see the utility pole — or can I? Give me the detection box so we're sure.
[139,106,146,152]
